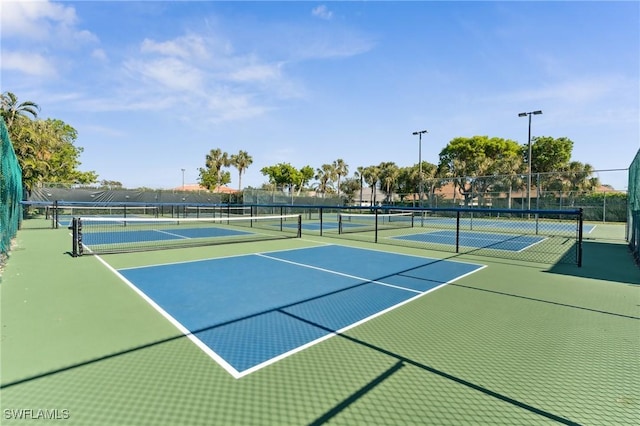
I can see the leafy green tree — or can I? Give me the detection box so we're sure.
[529,136,573,173]
[527,136,575,198]
[9,117,97,191]
[398,161,440,206]
[230,150,253,191]
[298,165,315,195]
[260,163,302,193]
[439,136,521,206]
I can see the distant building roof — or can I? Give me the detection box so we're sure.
[172,184,239,193]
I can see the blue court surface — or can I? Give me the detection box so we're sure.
[392,230,545,252]
[419,217,595,234]
[82,226,253,245]
[117,245,485,378]
[286,221,360,231]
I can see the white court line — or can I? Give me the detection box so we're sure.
[257,253,423,295]
[93,254,244,379]
[98,245,486,379]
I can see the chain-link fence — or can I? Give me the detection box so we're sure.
[628,150,640,262]
[386,169,627,224]
[0,118,23,264]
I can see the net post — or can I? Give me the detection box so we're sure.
[71,217,78,257]
[71,217,83,257]
[297,214,302,238]
[374,208,379,243]
[577,208,583,267]
[319,207,324,236]
[455,210,460,253]
[53,200,59,229]
[338,211,343,234]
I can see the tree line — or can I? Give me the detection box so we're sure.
[3,92,600,204]
[205,135,599,208]
[1,92,97,193]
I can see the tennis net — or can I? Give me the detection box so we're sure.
[71,214,302,256]
[183,205,252,218]
[53,205,159,226]
[338,211,414,234]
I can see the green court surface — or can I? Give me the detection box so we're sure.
[1,221,638,425]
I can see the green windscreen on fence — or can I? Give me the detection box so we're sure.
[0,118,23,258]
[628,149,640,262]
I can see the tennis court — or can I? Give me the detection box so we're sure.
[1,213,638,425]
[392,230,545,252]
[116,245,484,377]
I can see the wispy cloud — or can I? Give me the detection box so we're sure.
[140,35,213,60]
[0,0,98,77]
[1,0,97,44]
[312,5,333,20]
[1,51,56,77]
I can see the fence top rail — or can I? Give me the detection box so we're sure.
[21,200,583,217]
[246,203,582,216]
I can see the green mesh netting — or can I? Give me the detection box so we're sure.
[628,149,640,260]
[0,118,23,257]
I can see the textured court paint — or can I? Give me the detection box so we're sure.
[393,229,545,251]
[2,222,638,425]
[117,246,484,373]
[83,226,253,245]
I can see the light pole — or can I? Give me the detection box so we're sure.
[181,168,185,190]
[518,111,542,211]
[412,130,428,207]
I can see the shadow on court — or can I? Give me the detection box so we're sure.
[0,269,582,426]
[546,240,640,285]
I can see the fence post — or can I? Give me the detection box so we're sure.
[578,208,583,267]
[455,210,460,253]
[375,208,379,243]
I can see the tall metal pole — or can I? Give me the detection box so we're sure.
[518,111,542,212]
[413,130,428,207]
[527,114,532,211]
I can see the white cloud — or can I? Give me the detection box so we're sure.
[91,49,108,62]
[140,35,213,60]
[1,0,95,45]
[312,5,333,20]
[229,63,282,82]
[124,57,205,92]
[0,51,56,77]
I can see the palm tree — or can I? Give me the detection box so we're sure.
[314,163,335,198]
[1,92,39,130]
[230,150,253,191]
[203,148,230,189]
[362,166,381,205]
[563,161,598,205]
[332,158,349,198]
[378,162,399,204]
[355,166,365,206]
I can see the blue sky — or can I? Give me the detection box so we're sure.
[2,1,638,191]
